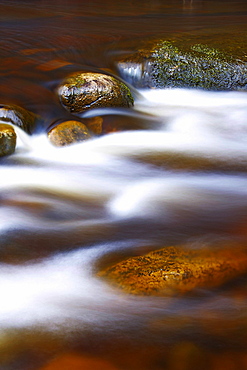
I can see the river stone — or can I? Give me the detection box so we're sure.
[81,116,103,135]
[116,38,247,90]
[0,124,17,156]
[0,104,37,134]
[57,72,134,113]
[47,120,91,147]
[40,353,118,370]
[98,244,247,296]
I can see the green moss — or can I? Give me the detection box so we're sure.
[190,44,221,57]
[117,37,247,90]
[66,75,85,87]
[119,80,134,105]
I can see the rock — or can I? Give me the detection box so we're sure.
[98,244,247,296]
[0,104,37,134]
[40,353,118,370]
[168,342,207,370]
[116,38,247,90]
[57,72,134,113]
[82,116,103,135]
[47,120,91,147]
[0,124,17,156]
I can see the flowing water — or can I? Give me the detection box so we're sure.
[1,1,247,369]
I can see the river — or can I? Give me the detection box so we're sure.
[1,1,247,369]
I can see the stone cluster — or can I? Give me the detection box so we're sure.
[2,36,247,155]
[0,105,38,157]
[0,73,134,155]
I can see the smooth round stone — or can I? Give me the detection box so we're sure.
[0,124,17,156]
[57,72,134,113]
[0,104,37,134]
[47,120,92,147]
[98,244,247,296]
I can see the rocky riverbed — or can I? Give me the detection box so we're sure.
[1,1,247,369]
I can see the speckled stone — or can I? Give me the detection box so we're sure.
[0,124,17,156]
[98,244,247,296]
[116,37,247,90]
[47,120,91,147]
[58,72,134,113]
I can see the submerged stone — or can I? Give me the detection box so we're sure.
[82,116,103,135]
[98,244,247,296]
[40,353,118,370]
[116,38,247,90]
[0,124,16,156]
[57,72,134,113]
[0,104,37,134]
[47,120,91,147]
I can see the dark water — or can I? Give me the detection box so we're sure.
[1,1,247,369]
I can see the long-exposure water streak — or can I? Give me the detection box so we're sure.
[1,1,247,369]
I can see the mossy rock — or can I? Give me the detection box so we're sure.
[116,37,247,90]
[0,124,16,156]
[0,104,37,134]
[58,72,134,113]
[98,244,247,296]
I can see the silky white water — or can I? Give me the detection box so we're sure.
[1,88,247,367]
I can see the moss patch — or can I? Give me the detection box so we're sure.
[116,35,247,90]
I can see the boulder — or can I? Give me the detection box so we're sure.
[0,104,37,134]
[47,120,91,147]
[116,38,247,90]
[98,244,247,296]
[0,124,16,156]
[57,72,134,113]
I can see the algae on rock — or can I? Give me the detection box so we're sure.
[116,38,247,90]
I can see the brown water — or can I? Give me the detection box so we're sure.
[1,1,247,369]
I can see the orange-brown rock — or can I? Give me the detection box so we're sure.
[98,244,247,296]
[47,120,91,147]
[0,123,16,156]
[82,116,103,135]
[40,353,118,370]
[57,72,134,113]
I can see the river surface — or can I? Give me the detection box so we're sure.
[1,1,247,369]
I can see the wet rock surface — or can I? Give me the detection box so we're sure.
[98,244,247,296]
[81,116,103,135]
[0,123,17,156]
[116,37,247,90]
[47,120,92,146]
[57,72,134,113]
[0,104,37,134]
[40,353,118,370]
